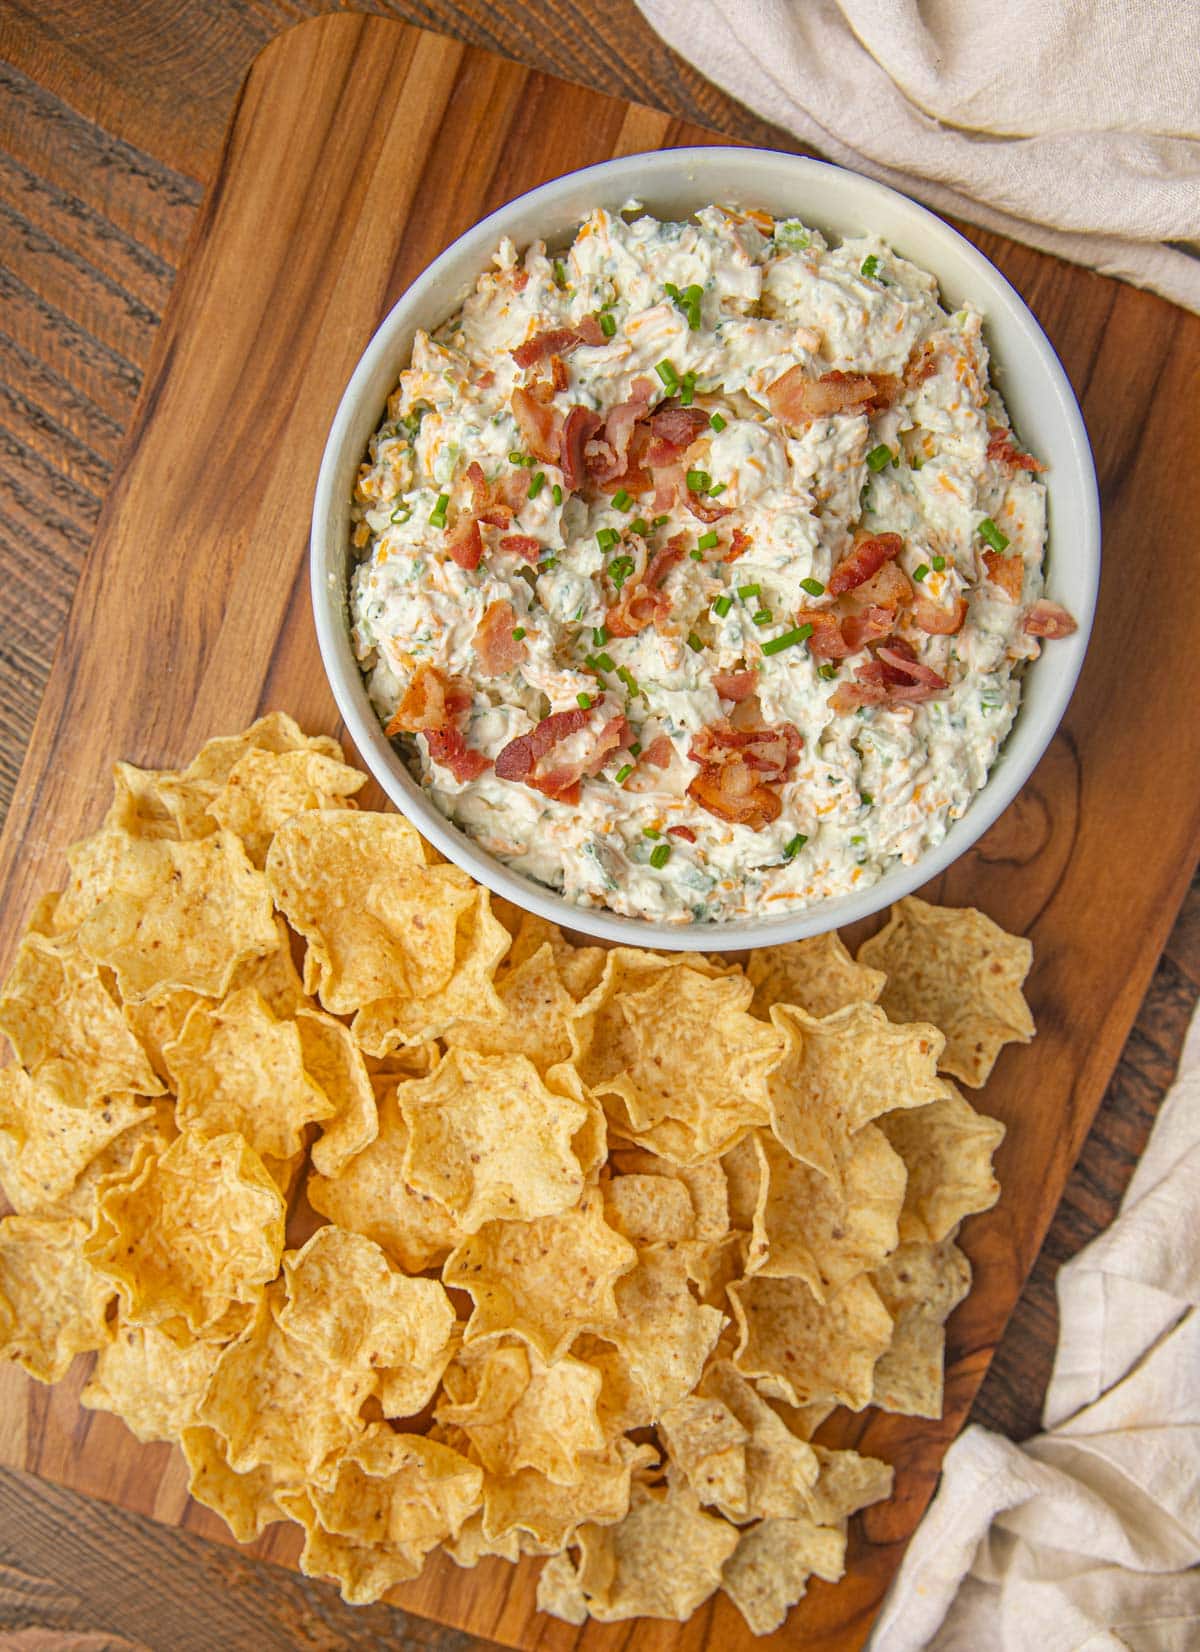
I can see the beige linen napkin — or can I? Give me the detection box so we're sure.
[632,0,1200,311]
[869,1006,1200,1650]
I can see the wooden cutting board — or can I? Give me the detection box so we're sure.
[1,13,1198,1649]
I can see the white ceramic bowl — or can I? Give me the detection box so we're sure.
[312,147,1100,951]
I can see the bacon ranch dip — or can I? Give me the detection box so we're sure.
[349,205,1076,924]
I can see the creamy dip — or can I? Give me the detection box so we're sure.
[349,205,1073,924]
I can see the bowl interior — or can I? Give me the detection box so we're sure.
[312,147,1099,950]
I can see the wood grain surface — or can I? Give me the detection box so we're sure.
[0,5,1198,1650]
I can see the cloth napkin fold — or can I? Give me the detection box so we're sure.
[869,1006,1200,1650]
[632,0,1200,312]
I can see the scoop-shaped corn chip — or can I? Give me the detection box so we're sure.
[444,1187,637,1364]
[30,1102,177,1226]
[399,1049,586,1231]
[767,1001,945,1182]
[723,1134,764,1231]
[659,1393,750,1513]
[444,1512,521,1569]
[503,910,606,1002]
[278,1227,455,1419]
[0,931,163,1106]
[858,897,1035,1086]
[77,832,277,1002]
[747,932,886,1022]
[604,1241,725,1419]
[307,1086,463,1274]
[697,1359,820,1521]
[878,1083,1004,1243]
[572,1477,740,1622]
[85,1130,285,1337]
[544,1059,607,1181]
[536,1549,589,1623]
[730,1273,893,1411]
[721,1515,847,1634]
[747,1125,906,1301]
[278,1486,427,1604]
[806,1444,895,1525]
[870,1236,971,1417]
[436,1337,605,1484]
[81,1320,222,1442]
[489,1438,659,1557]
[210,746,366,867]
[0,1066,151,1213]
[55,822,147,934]
[180,1424,288,1541]
[198,1282,372,1484]
[444,941,576,1073]
[603,1173,695,1246]
[165,988,335,1161]
[294,1008,378,1179]
[309,1424,483,1555]
[0,1214,113,1381]
[351,886,509,1050]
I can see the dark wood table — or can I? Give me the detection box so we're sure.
[0,3,1196,1645]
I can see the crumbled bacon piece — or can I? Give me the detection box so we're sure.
[766,367,900,426]
[713,669,758,703]
[464,460,526,525]
[723,528,752,564]
[494,707,629,804]
[1023,599,1077,639]
[424,727,492,782]
[829,640,947,713]
[667,825,696,842]
[511,386,562,463]
[639,734,674,769]
[987,423,1045,474]
[798,610,853,660]
[606,532,689,637]
[511,317,607,370]
[838,604,896,653]
[498,534,541,562]
[385,663,471,736]
[685,490,733,524]
[550,355,569,393]
[913,593,967,635]
[512,269,530,293]
[982,549,1024,601]
[473,599,527,676]
[576,314,607,348]
[645,405,708,461]
[846,560,911,612]
[445,517,483,571]
[685,719,802,831]
[828,533,904,597]
[560,406,603,491]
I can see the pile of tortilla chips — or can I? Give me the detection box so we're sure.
[0,714,1028,1635]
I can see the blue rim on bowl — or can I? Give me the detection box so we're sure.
[311,147,1100,951]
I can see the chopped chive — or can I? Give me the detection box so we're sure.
[860,790,874,805]
[429,492,449,528]
[608,555,635,590]
[576,692,593,710]
[698,530,719,550]
[686,469,712,494]
[913,563,930,582]
[612,488,632,511]
[642,826,661,839]
[931,554,946,571]
[817,662,838,680]
[630,517,650,536]
[860,254,880,279]
[527,471,546,499]
[552,483,563,506]
[800,576,825,596]
[977,517,1010,553]
[761,623,813,655]
[866,444,893,472]
[713,594,733,618]
[689,548,704,561]
[599,312,617,338]
[649,842,672,869]
[783,833,807,859]
[686,631,703,651]
[509,450,528,465]
[664,282,680,300]
[596,527,619,551]
[684,284,703,329]
[707,482,726,496]
[752,609,773,626]
[389,505,412,524]
[540,556,558,570]
[511,626,526,640]
[629,741,642,757]
[617,666,640,696]
[679,371,696,406]
[553,258,568,287]
[614,763,633,783]
[656,359,679,390]
[653,514,670,527]
[592,625,609,646]
[737,582,760,600]
[911,455,924,471]
[595,651,615,672]
[710,412,727,432]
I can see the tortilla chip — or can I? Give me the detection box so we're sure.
[436,1338,605,1484]
[721,1515,847,1634]
[747,932,886,1022]
[658,1392,749,1513]
[858,897,1035,1086]
[278,1486,427,1603]
[0,931,163,1106]
[286,1008,378,1179]
[603,1172,695,1246]
[722,1134,764,1231]
[697,1359,820,1521]
[545,1059,608,1180]
[309,1424,482,1556]
[165,987,335,1161]
[444,1512,521,1569]
[806,1444,894,1525]
[198,1282,371,1485]
[307,1085,464,1274]
[537,1549,589,1624]
[180,1423,288,1541]
[0,1214,113,1381]
[0,1066,151,1213]
[82,1320,221,1442]
[870,1236,971,1416]
[33,1101,177,1225]
[878,1083,1005,1243]
[210,746,366,867]
[85,1130,285,1338]
[444,1187,637,1363]
[730,1273,894,1411]
[277,1226,456,1419]
[398,1049,587,1231]
[604,1241,725,1417]
[444,940,575,1073]
[747,1124,906,1301]
[486,1439,658,1554]
[766,1001,944,1182]
[77,831,278,1002]
[574,1478,740,1621]
[503,910,606,1002]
